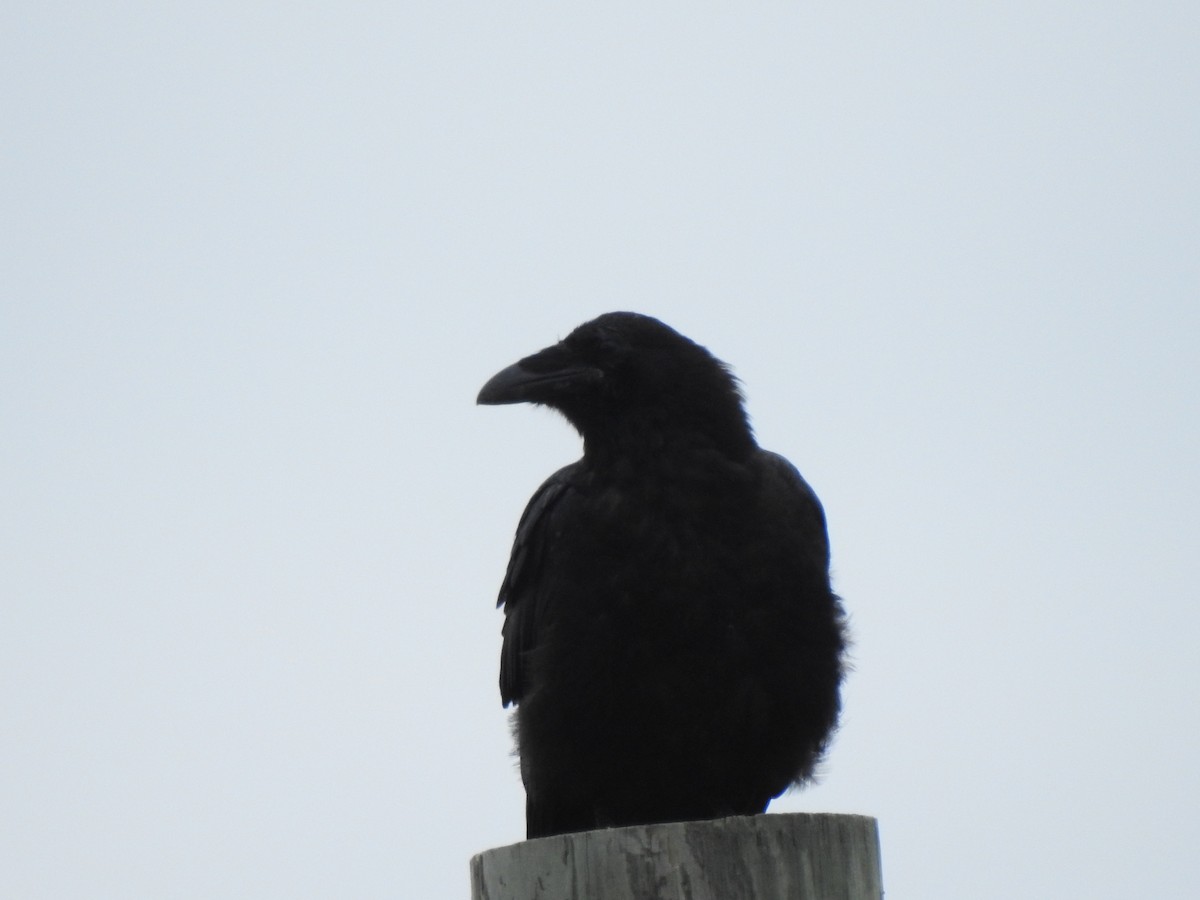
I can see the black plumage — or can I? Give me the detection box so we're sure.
[478,312,846,839]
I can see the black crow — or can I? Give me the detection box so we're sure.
[478,312,846,839]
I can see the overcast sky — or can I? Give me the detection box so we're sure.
[3,2,1197,898]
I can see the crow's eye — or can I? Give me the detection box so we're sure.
[570,327,629,365]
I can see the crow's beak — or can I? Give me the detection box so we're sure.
[476,362,543,405]
[477,347,602,406]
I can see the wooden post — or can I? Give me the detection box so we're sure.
[470,813,882,900]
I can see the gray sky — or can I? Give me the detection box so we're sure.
[3,2,1197,897]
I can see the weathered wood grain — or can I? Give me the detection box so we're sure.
[470,813,882,900]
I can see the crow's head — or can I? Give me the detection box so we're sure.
[478,312,754,458]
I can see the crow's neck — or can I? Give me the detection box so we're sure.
[581,414,756,473]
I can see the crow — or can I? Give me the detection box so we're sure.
[477,312,846,839]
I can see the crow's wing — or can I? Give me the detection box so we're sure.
[757,449,831,572]
[496,462,581,706]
